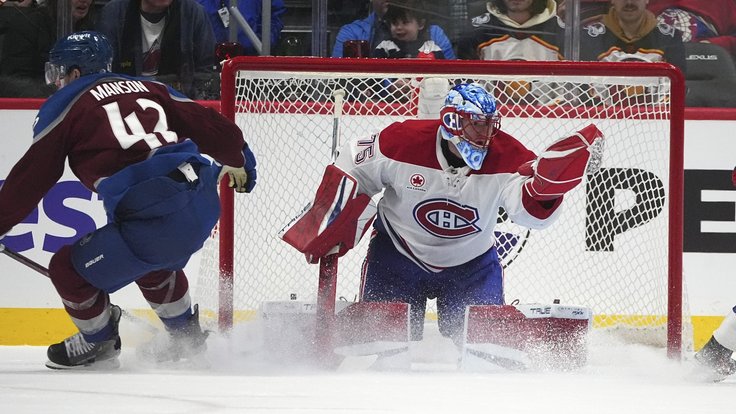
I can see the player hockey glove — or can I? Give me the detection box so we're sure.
[518,124,604,201]
[219,144,257,193]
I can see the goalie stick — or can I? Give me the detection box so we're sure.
[0,243,158,333]
[315,88,346,362]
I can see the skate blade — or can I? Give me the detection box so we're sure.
[45,357,121,371]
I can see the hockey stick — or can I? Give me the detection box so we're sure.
[0,243,158,333]
[330,89,346,162]
[315,88,346,362]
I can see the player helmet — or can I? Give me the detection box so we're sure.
[45,31,113,88]
[440,83,500,170]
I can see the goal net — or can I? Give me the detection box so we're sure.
[196,57,687,357]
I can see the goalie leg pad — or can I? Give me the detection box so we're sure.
[461,303,592,371]
[333,301,411,357]
[280,165,377,263]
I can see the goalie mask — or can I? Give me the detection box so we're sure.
[45,31,113,88]
[440,83,500,170]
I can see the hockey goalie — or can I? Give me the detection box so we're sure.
[280,82,603,370]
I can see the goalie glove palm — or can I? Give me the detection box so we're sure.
[519,124,604,201]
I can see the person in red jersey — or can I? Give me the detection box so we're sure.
[0,31,257,369]
[649,0,736,58]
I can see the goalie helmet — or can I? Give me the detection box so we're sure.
[45,31,113,88]
[440,83,500,170]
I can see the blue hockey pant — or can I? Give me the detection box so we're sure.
[70,163,220,293]
[360,230,504,342]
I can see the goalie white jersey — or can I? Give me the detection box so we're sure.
[333,119,563,272]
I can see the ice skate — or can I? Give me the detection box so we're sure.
[45,305,122,370]
[136,304,210,366]
[693,337,736,382]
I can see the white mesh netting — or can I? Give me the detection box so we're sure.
[194,59,689,351]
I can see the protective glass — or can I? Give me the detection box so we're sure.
[44,62,66,86]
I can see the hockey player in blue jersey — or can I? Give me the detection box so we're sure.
[0,31,257,369]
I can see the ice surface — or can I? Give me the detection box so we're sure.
[1,322,734,414]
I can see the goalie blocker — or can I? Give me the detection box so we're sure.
[279,164,377,263]
[462,303,592,371]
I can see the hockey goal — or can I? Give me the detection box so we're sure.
[196,57,687,357]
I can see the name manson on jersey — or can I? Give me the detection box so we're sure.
[89,80,149,101]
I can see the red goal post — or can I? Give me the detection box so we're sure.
[204,56,686,358]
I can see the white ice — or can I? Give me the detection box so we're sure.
[1,322,734,414]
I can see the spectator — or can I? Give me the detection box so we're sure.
[45,0,96,32]
[0,0,99,98]
[97,0,216,98]
[197,0,285,56]
[457,0,565,61]
[649,0,736,60]
[374,0,446,59]
[371,1,449,105]
[331,0,455,59]
[457,1,565,106]
[0,0,53,96]
[579,0,686,73]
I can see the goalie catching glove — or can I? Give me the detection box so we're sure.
[280,165,377,264]
[219,143,257,193]
[518,124,604,201]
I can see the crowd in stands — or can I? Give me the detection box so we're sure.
[0,0,735,106]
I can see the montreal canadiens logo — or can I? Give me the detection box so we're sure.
[410,174,425,187]
[414,199,481,238]
[442,112,460,131]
